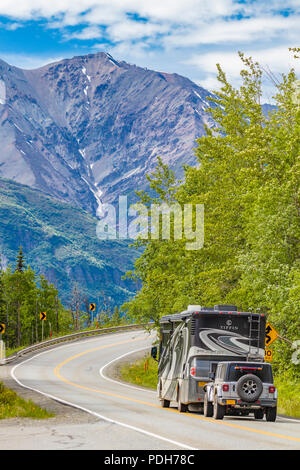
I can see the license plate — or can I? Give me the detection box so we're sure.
[198,382,206,387]
[226,400,236,405]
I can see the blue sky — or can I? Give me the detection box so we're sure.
[0,0,299,101]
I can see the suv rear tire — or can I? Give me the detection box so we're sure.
[254,409,264,420]
[213,397,225,420]
[266,406,277,422]
[236,374,263,402]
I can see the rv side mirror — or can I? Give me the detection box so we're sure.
[209,372,215,381]
[151,346,158,361]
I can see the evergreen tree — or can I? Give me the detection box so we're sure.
[16,246,26,273]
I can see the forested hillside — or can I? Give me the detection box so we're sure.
[0,178,138,307]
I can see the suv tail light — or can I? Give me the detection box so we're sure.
[269,386,276,393]
[222,384,229,392]
[190,367,196,376]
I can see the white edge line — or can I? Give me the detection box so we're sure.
[10,336,197,451]
[99,346,157,394]
[277,416,300,424]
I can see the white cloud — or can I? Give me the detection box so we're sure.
[164,15,300,48]
[66,26,103,40]
[0,0,299,23]
[0,0,299,103]
[187,46,300,102]
[0,0,237,23]
[107,19,168,42]
[187,47,300,76]
[1,1,299,49]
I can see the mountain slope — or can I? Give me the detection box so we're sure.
[0,52,215,214]
[0,177,138,306]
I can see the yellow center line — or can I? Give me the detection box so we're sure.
[54,338,300,444]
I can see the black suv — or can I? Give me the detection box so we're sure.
[204,362,277,421]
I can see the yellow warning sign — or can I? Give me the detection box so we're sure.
[89,303,96,312]
[265,349,273,362]
[40,312,47,321]
[265,323,279,347]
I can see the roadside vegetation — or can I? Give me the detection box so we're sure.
[0,382,54,420]
[275,376,300,418]
[120,354,158,390]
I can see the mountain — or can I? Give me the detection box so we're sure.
[0,52,215,215]
[0,177,138,306]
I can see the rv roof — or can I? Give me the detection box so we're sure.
[159,307,261,323]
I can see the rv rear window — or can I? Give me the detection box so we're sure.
[191,358,210,378]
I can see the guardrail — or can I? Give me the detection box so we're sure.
[0,323,149,366]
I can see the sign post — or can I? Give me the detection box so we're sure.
[0,323,5,364]
[0,338,5,364]
[89,303,96,325]
[40,312,47,341]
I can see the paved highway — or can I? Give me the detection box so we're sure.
[9,329,300,450]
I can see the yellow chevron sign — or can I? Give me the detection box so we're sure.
[40,312,47,321]
[265,323,279,347]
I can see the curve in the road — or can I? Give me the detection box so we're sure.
[10,330,300,450]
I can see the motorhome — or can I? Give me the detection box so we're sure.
[151,304,266,412]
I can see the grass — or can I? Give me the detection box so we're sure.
[120,354,158,389]
[0,382,54,420]
[275,376,300,418]
[120,358,300,418]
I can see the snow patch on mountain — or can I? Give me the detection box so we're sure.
[82,67,91,82]
[81,175,104,217]
[0,80,5,105]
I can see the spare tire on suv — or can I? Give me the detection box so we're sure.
[236,374,263,402]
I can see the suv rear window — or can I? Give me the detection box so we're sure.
[227,363,273,382]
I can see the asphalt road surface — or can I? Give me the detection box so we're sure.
[3,329,300,450]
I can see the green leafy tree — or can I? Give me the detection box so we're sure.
[111,306,121,325]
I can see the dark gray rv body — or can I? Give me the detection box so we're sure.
[156,305,266,410]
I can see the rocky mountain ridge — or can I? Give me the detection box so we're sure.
[0,52,215,215]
